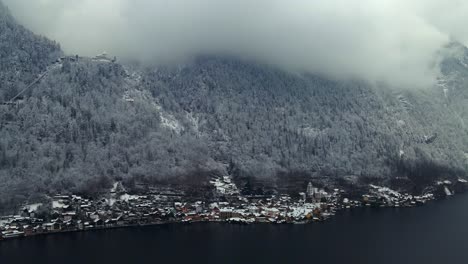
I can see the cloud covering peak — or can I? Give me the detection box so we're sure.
[4,0,468,87]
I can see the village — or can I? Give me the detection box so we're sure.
[1,176,464,241]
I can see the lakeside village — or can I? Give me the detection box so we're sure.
[1,176,467,241]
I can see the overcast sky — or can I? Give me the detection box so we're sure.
[4,0,468,87]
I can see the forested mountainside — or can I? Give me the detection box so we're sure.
[0,1,467,210]
[0,2,62,103]
[144,56,468,191]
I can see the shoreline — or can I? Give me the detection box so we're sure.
[1,178,466,242]
[3,192,468,264]
[0,191,456,242]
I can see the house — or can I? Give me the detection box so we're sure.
[219,209,233,219]
[76,220,84,230]
[43,223,55,232]
[21,209,30,218]
[63,212,76,222]
[105,219,114,228]
[114,215,125,226]
[34,225,44,234]
[2,230,24,239]
[43,219,62,232]
[264,208,280,218]
[195,204,203,214]
[93,52,115,62]
[89,213,99,220]
[23,225,34,236]
[84,222,93,229]
[94,219,104,227]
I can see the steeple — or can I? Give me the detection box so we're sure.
[306,182,314,197]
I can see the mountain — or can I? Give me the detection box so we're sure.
[0,2,61,102]
[142,55,468,192]
[0,2,467,211]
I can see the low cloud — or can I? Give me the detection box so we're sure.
[4,0,468,87]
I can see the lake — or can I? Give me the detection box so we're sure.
[1,193,468,264]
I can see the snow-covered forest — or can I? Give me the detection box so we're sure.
[1,1,468,211]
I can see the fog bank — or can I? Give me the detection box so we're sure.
[5,0,468,87]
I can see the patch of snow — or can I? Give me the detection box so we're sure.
[399,149,405,158]
[436,77,448,88]
[300,127,322,138]
[94,59,112,63]
[396,120,406,127]
[160,113,183,134]
[93,52,113,62]
[111,182,119,193]
[443,88,449,99]
[110,182,126,194]
[121,70,144,103]
[210,176,239,195]
[152,102,162,111]
[460,58,468,69]
[52,200,66,209]
[397,94,413,111]
[119,194,140,202]
[107,198,117,206]
[369,184,402,199]
[286,203,317,220]
[444,186,453,196]
[120,71,185,134]
[23,203,43,212]
[186,112,200,135]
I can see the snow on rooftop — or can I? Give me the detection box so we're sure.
[52,200,66,209]
[444,186,453,196]
[119,194,140,202]
[23,203,43,212]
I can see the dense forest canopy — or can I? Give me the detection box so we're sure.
[0,1,467,211]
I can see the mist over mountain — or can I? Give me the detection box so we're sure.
[0,1,468,211]
[6,0,468,87]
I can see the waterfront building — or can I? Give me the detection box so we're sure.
[220,209,234,219]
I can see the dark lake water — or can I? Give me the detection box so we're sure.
[2,193,468,264]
